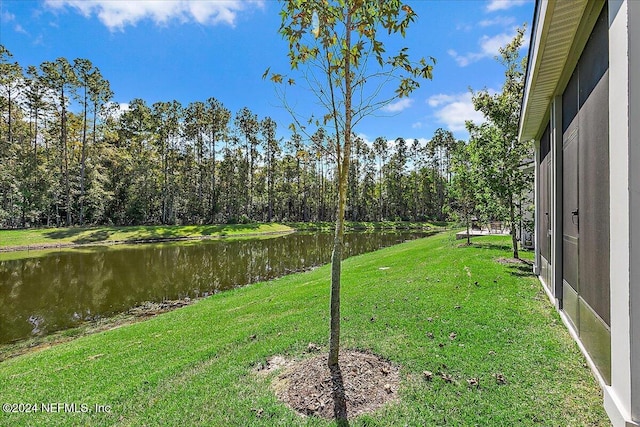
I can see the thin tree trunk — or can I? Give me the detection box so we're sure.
[79,85,88,225]
[328,5,352,370]
[509,193,519,259]
[61,88,71,226]
[466,207,471,246]
[210,131,216,223]
[7,89,12,145]
[267,147,273,222]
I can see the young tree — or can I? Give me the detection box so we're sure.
[449,139,478,245]
[466,28,532,259]
[273,1,434,372]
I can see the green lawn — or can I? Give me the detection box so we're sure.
[0,223,293,249]
[285,220,446,232]
[0,233,608,426]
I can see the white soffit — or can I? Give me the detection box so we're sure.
[519,0,589,141]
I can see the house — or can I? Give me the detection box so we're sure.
[518,0,639,425]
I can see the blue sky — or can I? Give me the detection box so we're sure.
[0,0,533,144]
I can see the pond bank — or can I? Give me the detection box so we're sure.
[0,221,441,253]
[0,298,198,362]
[0,229,435,345]
[0,223,294,253]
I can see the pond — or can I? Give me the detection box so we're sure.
[0,230,433,344]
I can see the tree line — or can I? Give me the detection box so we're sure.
[0,45,457,228]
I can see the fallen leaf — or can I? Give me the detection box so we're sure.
[426,332,434,339]
[449,332,457,340]
[441,373,454,383]
[423,370,433,381]
[494,373,507,384]
[307,342,321,352]
[383,383,393,393]
[467,377,480,388]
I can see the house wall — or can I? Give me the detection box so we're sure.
[529,1,639,424]
[605,0,638,424]
[558,2,611,384]
[627,0,640,420]
[607,0,632,425]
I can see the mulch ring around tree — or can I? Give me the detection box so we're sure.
[258,349,400,420]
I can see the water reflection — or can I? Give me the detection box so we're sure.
[0,231,431,344]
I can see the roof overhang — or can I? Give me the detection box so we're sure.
[518,0,604,142]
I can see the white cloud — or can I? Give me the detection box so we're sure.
[381,98,414,113]
[44,0,264,31]
[427,92,486,133]
[103,102,130,119]
[486,0,530,12]
[14,24,28,35]
[478,16,516,28]
[448,29,522,67]
[1,10,15,22]
[356,133,427,151]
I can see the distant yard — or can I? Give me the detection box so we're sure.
[0,221,440,251]
[0,223,293,250]
[0,233,608,426]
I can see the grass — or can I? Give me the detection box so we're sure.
[0,223,293,250]
[0,233,608,426]
[286,220,447,232]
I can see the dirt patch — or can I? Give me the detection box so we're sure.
[127,299,193,317]
[495,257,532,265]
[269,349,400,420]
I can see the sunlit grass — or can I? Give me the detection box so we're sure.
[285,220,447,231]
[0,233,608,426]
[0,223,293,249]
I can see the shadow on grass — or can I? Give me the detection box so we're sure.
[431,221,449,227]
[44,228,90,240]
[73,230,114,244]
[329,364,349,427]
[43,224,265,245]
[465,242,513,252]
[507,263,535,277]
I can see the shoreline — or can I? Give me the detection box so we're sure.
[0,222,441,253]
[0,229,296,253]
